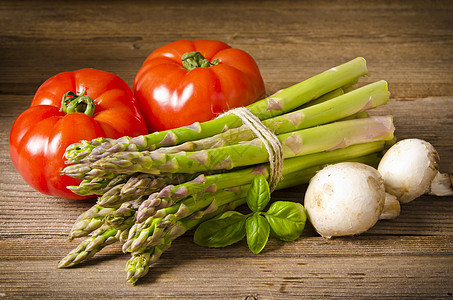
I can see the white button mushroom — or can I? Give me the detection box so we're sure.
[379,193,401,220]
[304,162,386,238]
[377,138,440,204]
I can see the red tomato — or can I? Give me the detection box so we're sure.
[133,39,265,132]
[9,69,148,199]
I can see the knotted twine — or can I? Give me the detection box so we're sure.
[218,107,283,192]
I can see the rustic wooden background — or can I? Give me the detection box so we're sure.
[1,0,452,299]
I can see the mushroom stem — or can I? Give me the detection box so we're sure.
[379,193,401,220]
[426,172,453,196]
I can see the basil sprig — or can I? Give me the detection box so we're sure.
[193,174,307,254]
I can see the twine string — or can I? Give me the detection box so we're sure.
[219,107,283,192]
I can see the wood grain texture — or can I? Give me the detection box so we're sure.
[0,0,452,299]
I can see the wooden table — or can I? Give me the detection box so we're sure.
[1,1,452,298]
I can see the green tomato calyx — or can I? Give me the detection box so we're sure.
[60,88,95,117]
[182,51,220,71]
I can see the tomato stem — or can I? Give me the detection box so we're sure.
[182,51,219,71]
[60,88,95,117]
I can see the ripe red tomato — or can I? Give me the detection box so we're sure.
[9,69,148,199]
[133,39,265,132]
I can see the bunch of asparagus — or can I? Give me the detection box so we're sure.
[58,57,395,284]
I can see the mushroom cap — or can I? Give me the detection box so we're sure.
[304,162,385,238]
[378,138,439,203]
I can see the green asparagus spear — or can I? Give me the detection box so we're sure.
[104,202,137,230]
[126,248,152,285]
[58,225,119,268]
[67,173,132,195]
[66,175,158,240]
[96,173,175,207]
[68,205,117,240]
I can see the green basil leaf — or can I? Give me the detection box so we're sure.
[264,201,307,242]
[246,174,271,212]
[246,213,270,254]
[193,211,246,248]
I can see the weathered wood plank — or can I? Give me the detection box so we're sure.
[0,0,452,98]
[0,236,452,299]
